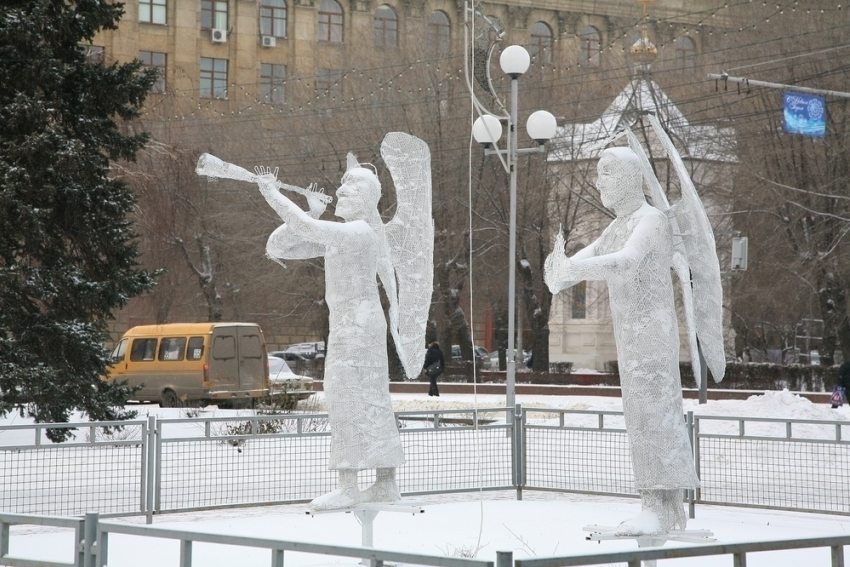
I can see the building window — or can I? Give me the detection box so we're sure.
[571,281,587,319]
[675,36,696,72]
[138,0,167,25]
[318,0,343,43]
[81,45,104,64]
[202,0,228,30]
[261,63,286,103]
[427,11,450,56]
[530,21,553,64]
[374,5,397,48]
[579,26,601,68]
[139,51,166,94]
[260,0,287,38]
[317,68,342,98]
[200,57,228,98]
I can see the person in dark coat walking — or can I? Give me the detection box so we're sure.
[833,361,850,408]
[423,341,444,397]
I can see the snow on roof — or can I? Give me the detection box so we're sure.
[549,78,737,163]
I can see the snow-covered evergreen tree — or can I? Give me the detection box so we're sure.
[0,1,157,440]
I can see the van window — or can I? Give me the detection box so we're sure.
[130,338,158,362]
[187,337,205,361]
[213,335,236,360]
[159,337,187,361]
[240,333,263,359]
[111,339,128,362]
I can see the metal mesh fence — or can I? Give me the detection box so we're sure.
[523,409,634,496]
[156,409,514,511]
[157,414,334,511]
[0,422,146,516]
[398,409,513,494]
[696,415,850,514]
[4,408,850,517]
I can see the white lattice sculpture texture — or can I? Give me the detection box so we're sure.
[196,133,433,511]
[544,141,725,535]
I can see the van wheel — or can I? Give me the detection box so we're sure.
[160,390,182,408]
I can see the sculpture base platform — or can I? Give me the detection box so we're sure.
[308,501,425,566]
[583,525,715,567]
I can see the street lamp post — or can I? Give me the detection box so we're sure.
[472,45,557,409]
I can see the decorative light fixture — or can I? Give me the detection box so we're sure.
[467,42,557,409]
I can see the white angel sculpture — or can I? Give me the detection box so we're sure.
[197,133,433,511]
[544,120,725,535]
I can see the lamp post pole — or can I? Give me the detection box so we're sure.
[505,73,519,410]
[471,45,556,411]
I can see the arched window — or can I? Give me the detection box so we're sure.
[260,0,287,38]
[427,10,451,55]
[675,36,696,71]
[579,26,600,68]
[374,5,397,48]
[530,21,553,64]
[318,0,343,43]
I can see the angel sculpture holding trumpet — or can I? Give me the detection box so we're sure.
[196,133,434,511]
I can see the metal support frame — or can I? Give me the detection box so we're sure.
[309,502,425,565]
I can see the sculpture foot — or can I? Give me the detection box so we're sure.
[360,467,401,504]
[309,487,361,511]
[614,509,663,536]
[615,489,688,535]
[309,469,361,511]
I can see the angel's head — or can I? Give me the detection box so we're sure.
[597,147,646,216]
[335,153,381,221]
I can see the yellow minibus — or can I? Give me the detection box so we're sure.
[106,322,269,408]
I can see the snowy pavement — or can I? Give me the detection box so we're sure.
[6,490,850,567]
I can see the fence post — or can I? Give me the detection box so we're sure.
[832,544,845,567]
[83,512,98,567]
[146,414,157,524]
[496,550,512,567]
[514,404,524,501]
[693,415,701,504]
[687,411,695,519]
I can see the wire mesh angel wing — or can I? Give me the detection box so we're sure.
[647,114,726,383]
[381,132,434,379]
[624,128,703,384]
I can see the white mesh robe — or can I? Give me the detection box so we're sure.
[548,203,699,490]
[263,199,405,471]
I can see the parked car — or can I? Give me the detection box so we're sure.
[268,350,310,362]
[267,356,314,403]
[450,345,491,369]
[283,341,325,359]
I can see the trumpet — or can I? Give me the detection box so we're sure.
[195,153,333,205]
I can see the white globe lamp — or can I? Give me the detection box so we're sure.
[499,45,530,78]
[526,110,557,145]
[472,114,503,148]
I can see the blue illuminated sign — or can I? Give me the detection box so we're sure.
[783,91,826,137]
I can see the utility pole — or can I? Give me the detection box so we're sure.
[708,72,850,99]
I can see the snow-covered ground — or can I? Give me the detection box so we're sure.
[6,489,850,567]
[4,389,850,566]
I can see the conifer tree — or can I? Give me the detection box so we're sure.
[0,0,157,439]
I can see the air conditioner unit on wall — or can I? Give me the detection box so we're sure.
[211,28,227,43]
[261,35,276,48]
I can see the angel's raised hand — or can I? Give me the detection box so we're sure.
[305,183,328,219]
[544,226,571,294]
[253,165,279,187]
